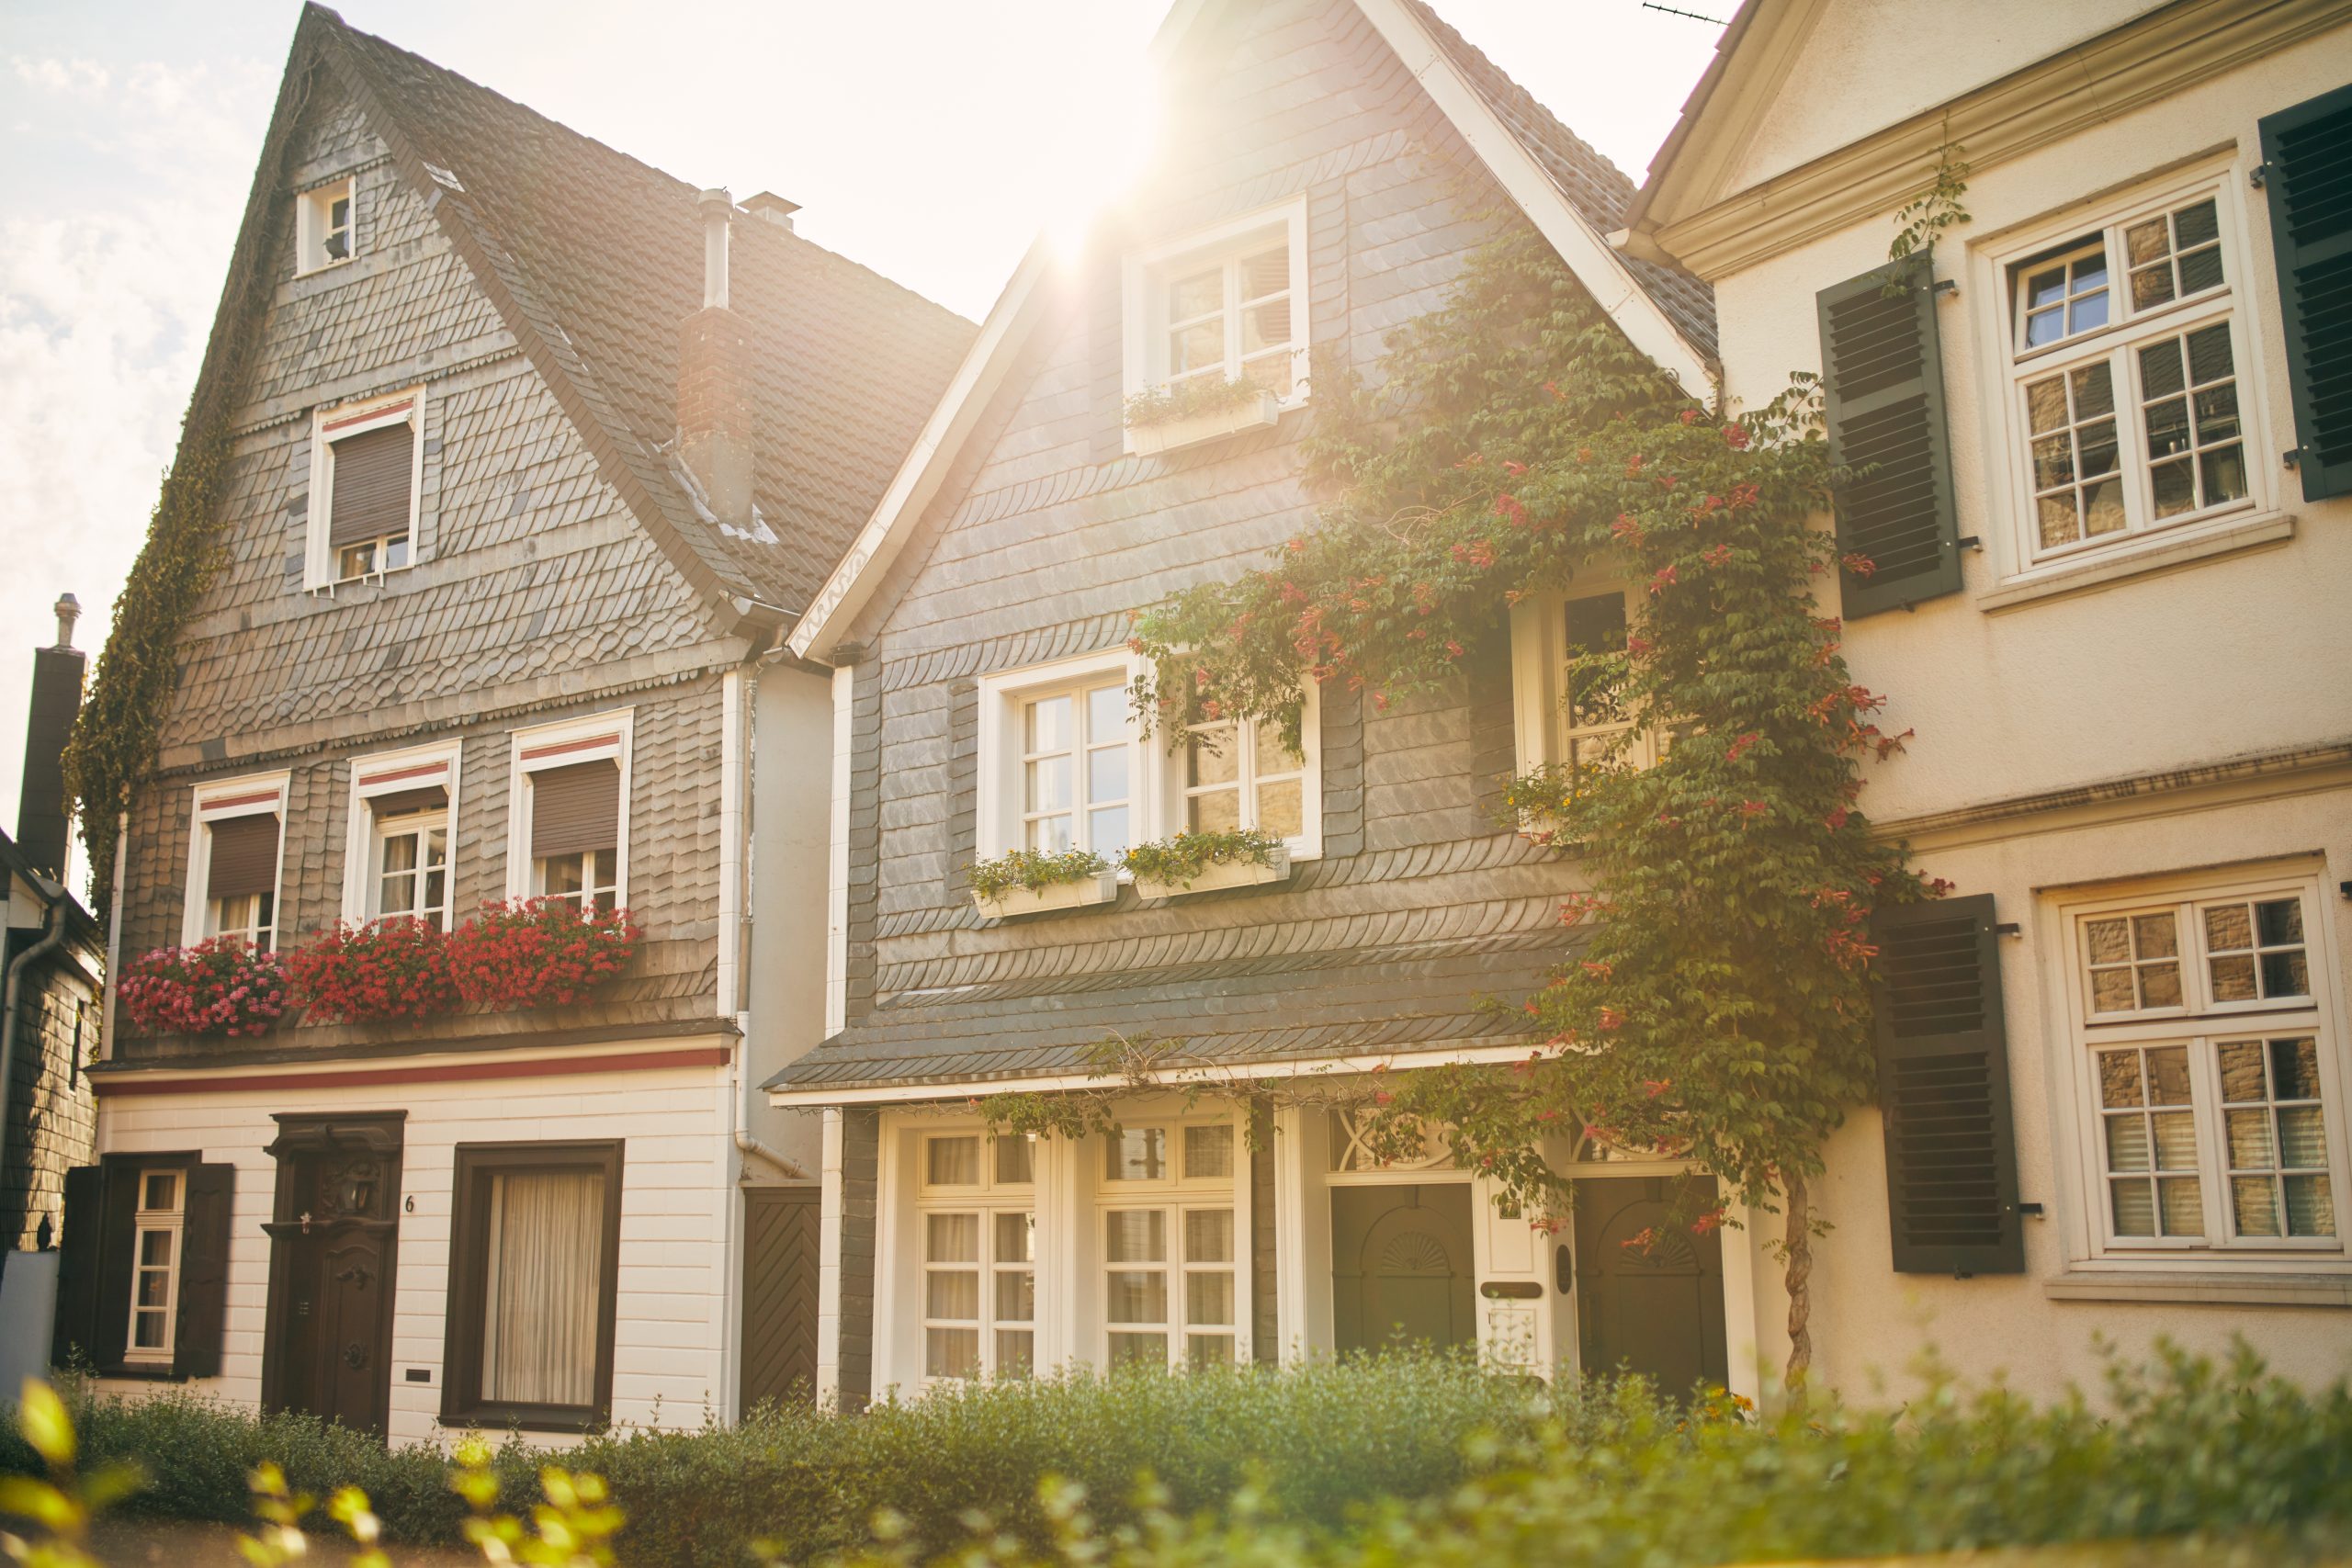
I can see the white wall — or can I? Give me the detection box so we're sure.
[748,664,837,1174]
[91,1050,735,1448]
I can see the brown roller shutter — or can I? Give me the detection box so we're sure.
[370,785,448,818]
[531,761,620,859]
[205,814,281,899]
[327,422,415,547]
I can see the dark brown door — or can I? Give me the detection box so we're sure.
[1573,1175,1727,1396]
[739,1186,820,1416]
[261,1115,403,1434]
[1331,1183,1476,1353]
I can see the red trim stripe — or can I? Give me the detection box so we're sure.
[92,1045,730,1098]
[356,761,448,788]
[322,400,413,434]
[520,735,621,762]
[198,790,282,814]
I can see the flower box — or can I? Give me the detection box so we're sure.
[1134,844,1292,901]
[443,898,639,1010]
[971,871,1121,919]
[119,938,288,1039]
[1125,389,1282,457]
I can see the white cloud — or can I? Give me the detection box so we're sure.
[9,56,112,96]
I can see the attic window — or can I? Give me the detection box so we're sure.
[298,179,355,274]
[1122,198,1310,450]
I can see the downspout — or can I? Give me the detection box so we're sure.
[1,874,71,1245]
[98,810,126,1064]
[721,664,805,1183]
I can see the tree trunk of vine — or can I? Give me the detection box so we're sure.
[1782,1172,1813,1395]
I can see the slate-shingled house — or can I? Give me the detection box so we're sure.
[63,5,970,1442]
[771,0,1758,1408]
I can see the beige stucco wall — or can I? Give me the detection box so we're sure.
[1700,19,2352,1395]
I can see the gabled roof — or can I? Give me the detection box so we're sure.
[788,0,1718,662]
[229,7,978,629]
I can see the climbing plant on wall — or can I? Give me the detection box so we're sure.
[1119,224,1938,1386]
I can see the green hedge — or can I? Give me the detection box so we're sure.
[7,1345,2351,1568]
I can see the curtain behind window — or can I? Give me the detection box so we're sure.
[481,1169,605,1406]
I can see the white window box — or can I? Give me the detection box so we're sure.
[972,871,1121,919]
[1125,389,1281,457]
[1134,844,1290,902]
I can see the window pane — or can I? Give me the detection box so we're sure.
[1170,321,1222,374]
[481,1168,605,1408]
[2187,323,2233,384]
[1187,730,1239,787]
[1243,299,1291,353]
[2106,1115,2151,1173]
[2177,245,2224,294]
[1167,268,1222,320]
[1088,806,1129,857]
[2032,435,2077,491]
[1187,1334,1236,1370]
[2145,1047,2192,1107]
[1107,1271,1168,1325]
[1086,683,1127,741]
[1026,814,1073,852]
[136,1267,169,1306]
[996,1330,1035,1375]
[2203,903,2252,952]
[133,1311,166,1349]
[1184,1125,1235,1181]
[1025,755,1071,813]
[2174,199,2218,249]
[2284,1175,2335,1237]
[2141,337,2185,399]
[1240,246,1288,300]
[995,1211,1037,1267]
[926,1269,978,1319]
[2131,264,2175,310]
[2098,1051,2144,1108]
[2218,1041,2267,1102]
[1025,695,1070,753]
[2278,1106,2327,1169]
[1186,1271,1235,1327]
[927,1327,978,1379]
[1105,1208,1167,1262]
[2151,459,2196,518]
[1257,779,1303,839]
[381,833,418,875]
[995,1269,1035,1324]
[2225,1109,2275,1168]
[2026,376,2069,433]
[1109,1332,1167,1368]
[1088,745,1128,805]
[142,1172,178,1210]
[2131,914,2178,959]
[2151,1111,2198,1170]
[139,1229,174,1268]
[2111,1179,2155,1236]
[926,1211,979,1262]
[2193,383,2240,444]
[2090,968,2136,1012]
[2232,1176,2282,1237]
[926,1138,980,1187]
[1184,1207,1235,1262]
[2027,265,2068,310]
[2082,478,2125,536]
[2086,918,2130,964]
[1106,1128,1167,1182]
[1188,791,1240,833]
[994,1135,1035,1186]
[2158,1177,2205,1235]
[2137,962,2182,1010]
[2125,218,2170,269]
[2272,1038,2322,1101]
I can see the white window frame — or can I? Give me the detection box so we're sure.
[1160,678,1323,860]
[504,710,634,908]
[1976,164,2276,583]
[304,388,424,592]
[1094,1117,1241,1371]
[181,772,291,949]
[976,651,1147,867]
[123,1166,186,1367]
[912,1128,1042,1385]
[296,176,355,276]
[1122,199,1311,423]
[2052,863,2349,1270]
[340,741,462,930]
[1507,581,1661,778]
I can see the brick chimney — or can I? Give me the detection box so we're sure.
[678,187,754,531]
[16,592,85,880]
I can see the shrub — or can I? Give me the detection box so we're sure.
[1122,377,1266,429]
[286,919,459,1024]
[441,898,639,1010]
[116,938,288,1037]
[1122,829,1285,887]
[966,847,1111,901]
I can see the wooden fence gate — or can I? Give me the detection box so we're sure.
[740,1186,820,1416]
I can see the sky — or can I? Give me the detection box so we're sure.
[0,0,1724,889]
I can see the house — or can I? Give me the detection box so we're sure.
[767,0,1760,1408]
[1611,0,2352,1385]
[60,5,971,1443]
[3,592,105,1395]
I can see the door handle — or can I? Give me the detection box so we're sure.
[1555,1244,1574,1292]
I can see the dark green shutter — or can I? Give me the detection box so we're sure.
[1818,257,1962,617]
[1870,895,2024,1275]
[173,1163,236,1380]
[92,1162,136,1370]
[2260,82,2352,501]
[51,1164,107,1369]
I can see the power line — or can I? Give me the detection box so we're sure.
[1641,2,1725,21]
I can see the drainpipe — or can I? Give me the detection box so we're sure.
[2,873,71,1246]
[735,1023,806,1182]
[718,666,804,1183]
[97,810,125,1064]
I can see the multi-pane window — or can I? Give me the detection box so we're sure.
[311,394,417,590]
[1020,680,1132,859]
[2070,876,2342,1257]
[370,793,450,924]
[126,1169,184,1365]
[298,178,354,275]
[444,1142,621,1424]
[188,784,285,951]
[1155,231,1299,398]
[1562,590,1646,771]
[2007,188,2253,564]
[919,1133,1037,1382]
[1182,716,1305,840]
[1099,1122,1238,1370]
[513,734,628,914]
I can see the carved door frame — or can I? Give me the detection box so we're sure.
[260,1112,405,1432]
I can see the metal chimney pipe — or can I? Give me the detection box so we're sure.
[700,187,732,310]
[53,592,79,650]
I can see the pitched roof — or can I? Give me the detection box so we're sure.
[766,930,1571,1099]
[789,0,1719,661]
[304,6,977,620]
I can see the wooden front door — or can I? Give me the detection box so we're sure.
[1573,1175,1727,1396]
[261,1114,404,1434]
[1331,1183,1476,1354]
[739,1186,820,1415]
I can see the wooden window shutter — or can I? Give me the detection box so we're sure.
[2259,82,2352,501]
[327,422,415,547]
[173,1163,236,1380]
[51,1164,107,1369]
[205,814,280,900]
[1817,257,1962,618]
[1869,894,2024,1275]
[91,1161,137,1369]
[530,761,620,860]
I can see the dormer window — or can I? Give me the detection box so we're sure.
[298,178,355,274]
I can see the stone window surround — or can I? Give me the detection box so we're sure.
[337,739,463,931]
[302,386,424,594]
[502,708,635,909]
[178,770,291,949]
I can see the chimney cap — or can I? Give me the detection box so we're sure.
[53,592,80,650]
[698,186,734,214]
[744,191,801,227]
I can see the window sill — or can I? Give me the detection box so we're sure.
[2044,1269,2352,1307]
[1123,390,1284,457]
[971,872,1121,919]
[1134,846,1293,901]
[1978,511,2295,613]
